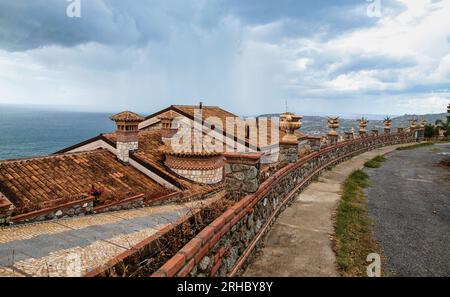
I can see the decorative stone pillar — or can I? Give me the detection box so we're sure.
[279,141,299,166]
[358,117,369,138]
[280,112,302,142]
[383,117,392,134]
[344,131,354,141]
[307,136,321,151]
[417,119,426,141]
[327,117,340,145]
[279,111,302,165]
[409,118,418,131]
[224,152,263,202]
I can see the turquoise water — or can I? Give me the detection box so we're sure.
[0,105,116,160]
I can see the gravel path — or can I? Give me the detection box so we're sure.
[364,143,450,277]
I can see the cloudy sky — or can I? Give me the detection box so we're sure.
[0,0,449,116]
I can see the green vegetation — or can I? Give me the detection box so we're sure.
[431,147,443,153]
[424,124,440,138]
[334,170,382,277]
[434,104,450,137]
[364,155,386,168]
[396,142,434,151]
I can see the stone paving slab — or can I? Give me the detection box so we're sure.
[0,198,216,277]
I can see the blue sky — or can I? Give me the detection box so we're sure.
[0,0,449,116]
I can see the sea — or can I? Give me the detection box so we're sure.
[0,105,116,161]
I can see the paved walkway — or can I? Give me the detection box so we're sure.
[0,199,215,277]
[365,143,450,276]
[244,144,406,277]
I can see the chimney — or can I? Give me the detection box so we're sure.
[110,111,144,162]
[159,111,179,141]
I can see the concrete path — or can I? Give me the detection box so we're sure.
[365,143,450,276]
[0,198,216,277]
[244,144,406,277]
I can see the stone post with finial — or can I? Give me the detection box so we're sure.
[383,117,392,134]
[358,117,369,138]
[279,112,302,165]
[327,117,340,145]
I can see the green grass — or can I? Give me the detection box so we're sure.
[396,142,434,151]
[364,155,386,168]
[334,170,382,277]
[431,147,443,153]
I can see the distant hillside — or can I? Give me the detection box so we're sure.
[258,113,447,135]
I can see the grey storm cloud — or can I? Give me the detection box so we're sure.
[0,0,202,51]
[0,0,388,52]
[0,0,448,116]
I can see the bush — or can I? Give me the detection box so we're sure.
[364,155,386,168]
[424,124,439,138]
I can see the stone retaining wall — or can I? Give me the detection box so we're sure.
[94,194,145,214]
[152,132,415,277]
[10,197,94,225]
[0,194,13,225]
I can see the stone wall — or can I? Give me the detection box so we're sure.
[94,194,144,214]
[307,137,321,151]
[10,198,94,225]
[278,141,299,166]
[0,209,12,225]
[172,168,223,184]
[223,153,263,202]
[152,132,416,277]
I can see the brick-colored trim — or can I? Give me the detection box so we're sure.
[159,253,186,277]
[279,140,299,146]
[224,152,264,162]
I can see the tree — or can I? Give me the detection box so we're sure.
[424,124,438,138]
[435,104,450,137]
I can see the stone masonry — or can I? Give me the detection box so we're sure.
[152,132,416,278]
[224,152,263,202]
[116,141,138,163]
[172,168,223,184]
[279,141,299,166]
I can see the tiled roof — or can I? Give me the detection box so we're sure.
[0,150,172,214]
[141,105,306,149]
[172,105,238,122]
[103,130,221,193]
[111,111,145,122]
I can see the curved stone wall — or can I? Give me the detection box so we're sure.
[171,167,223,184]
[165,154,224,184]
[152,132,416,277]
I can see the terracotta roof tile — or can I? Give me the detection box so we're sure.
[111,111,145,122]
[103,130,221,194]
[0,150,172,214]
